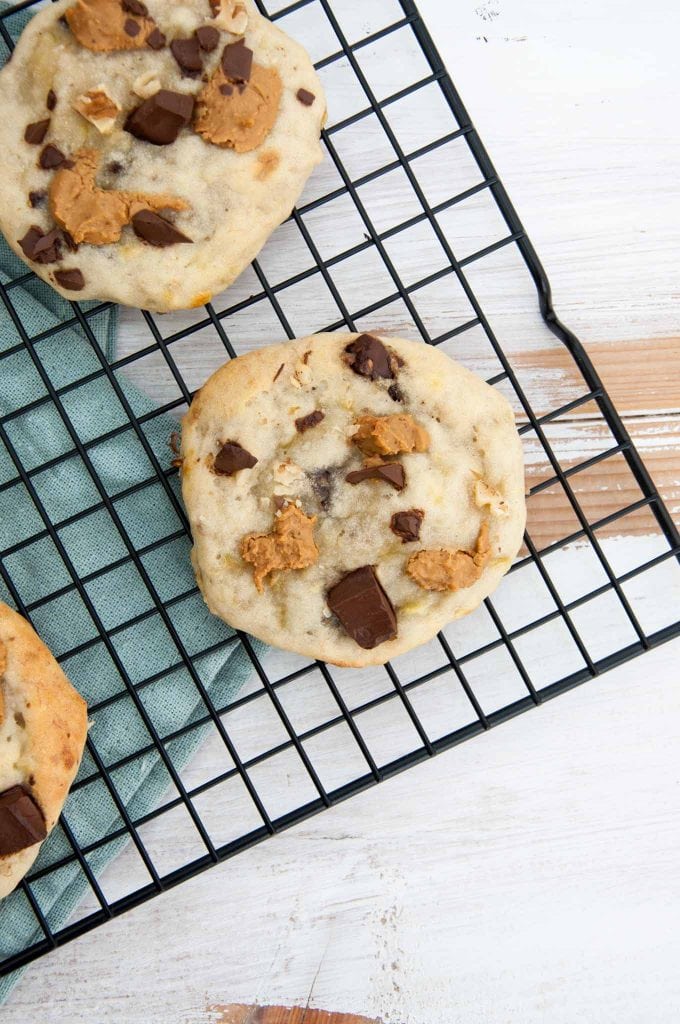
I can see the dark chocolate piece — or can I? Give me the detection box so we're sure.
[346,462,405,491]
[132,210,193,247]
[221,39,252,83]
[296,88,315,106]
[344,334,395,380]
[55,268,85,291]
[18,225,62,264]
[28,189,47,208]
[147,27,166,49]
[171,36,203,75]
[38,144,70,169]
[46,89,57,111]
[390,508,424,543]
[122,0,148,14]
[213,441,257,476]
[125,90,195,145]
[124,17,140,36]
[24,119,50,145]
[295,410,324,434]
[326,565,397,649]
[388,383,404,403]
[61,230,78,252]
[196,25,219,51]
[219,83,234,96]
[0,785,47,857]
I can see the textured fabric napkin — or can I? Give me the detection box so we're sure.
[0,5,258,1001]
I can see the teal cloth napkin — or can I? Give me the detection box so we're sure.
[0,4,259,1001]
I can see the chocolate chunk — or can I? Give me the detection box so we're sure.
[124,17,141,36]
[296,88,315,106]
[327,566,397,650]
[28,189,47,208]
[125,90,195,145]
[24,118,50,145]
[213,441,257,476]
[295,410,324,434]
[346,462,405,491]
[55,268,85,291]
[196,25,220,51]
[18,225,63,264]
[171,36,203,75]
[39,144,70,169]
[0,785,47,857]
[147,27,166,49]
[311,469,333,511]
[132,210,193,247]
[388,383,404,403]
[219,84,234,96]
[345,334,396,380]
[390,508,424,543]
[221,39,253,83]
[122,0,148,13]
[46,89,57,111]
[62,229,78,252]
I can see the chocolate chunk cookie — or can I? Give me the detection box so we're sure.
[180,333,526,667]
[0,603,87,899]
[0,0,325,311]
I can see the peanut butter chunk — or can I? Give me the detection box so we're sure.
[49,149,188,246]
[407,523,490,593]
[72,88,120,134]
[241,503,318,592]
[195,57,282,153]
[351,414,430,457]
[66,0,158,52]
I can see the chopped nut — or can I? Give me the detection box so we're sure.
[351,414,430,457]
[272,460,305,494]
[407,523,490,592]
[133,70,163,99]
[241,504,318,591]
[72,87,121,134]
[210,0,248,34]
[474,478,509,517]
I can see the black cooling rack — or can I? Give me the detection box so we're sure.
[1,0,679,981]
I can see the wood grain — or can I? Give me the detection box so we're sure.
[207,1007,378,1024]
[517,335,680,547]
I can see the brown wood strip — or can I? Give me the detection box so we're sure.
[207,1008,379,1024]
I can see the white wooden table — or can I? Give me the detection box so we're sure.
[5,1,679,1020]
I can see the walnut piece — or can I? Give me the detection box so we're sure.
[241,503,318,591]
[351,414,430,457]
[72,88,120,134]
[407,523,490,592]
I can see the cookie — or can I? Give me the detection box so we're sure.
[180,333,526,667]
[0,603,88,900]
[0,0,325,311]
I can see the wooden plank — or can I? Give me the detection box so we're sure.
[206,1008,378,1024]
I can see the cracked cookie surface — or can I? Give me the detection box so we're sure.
[181,333,526,667]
